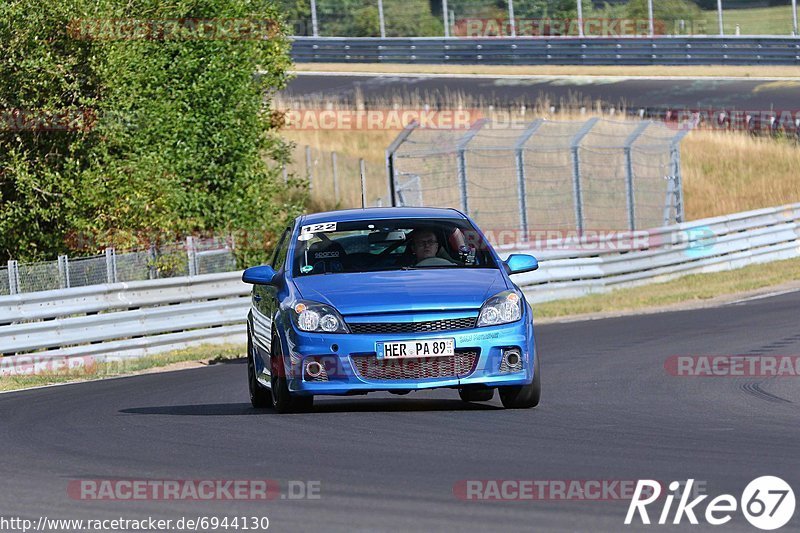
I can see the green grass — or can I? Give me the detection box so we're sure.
[534,256,800,319]
[700,5,797,36]
[0,344,244,392]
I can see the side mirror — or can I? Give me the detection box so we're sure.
[505,254,539,274]
[242,265,278,285]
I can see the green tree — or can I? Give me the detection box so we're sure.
[0,0,302,265]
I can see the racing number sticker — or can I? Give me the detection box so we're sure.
[301,222,337,236]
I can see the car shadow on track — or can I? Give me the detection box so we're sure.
[119,399,503,416]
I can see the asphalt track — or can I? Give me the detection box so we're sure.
[2,289,799,532]
[284,73,800,110]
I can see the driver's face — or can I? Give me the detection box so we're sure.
[412,231,438,260]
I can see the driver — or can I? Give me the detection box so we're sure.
[409,229,455,266]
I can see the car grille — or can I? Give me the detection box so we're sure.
[347,317,477,335]
[351,349,479,381]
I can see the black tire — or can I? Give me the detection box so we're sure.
[248,327,272,409]
[458,387,495,402]
[499,350,541,409]
[271,337,314,414]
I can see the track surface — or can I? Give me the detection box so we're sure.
[284,73,800,110]
[2,290,799,532]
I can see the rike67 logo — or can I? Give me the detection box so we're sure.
[626,477,795,530]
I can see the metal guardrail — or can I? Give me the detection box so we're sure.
[291,37,800,65]
[0,202,798,366]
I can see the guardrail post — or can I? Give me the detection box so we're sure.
[455,119,487,215]
[186,236,197,277]
[716,0,724,35]
[105,247,117,283]
[794,0,798,36]
[623,122,651,231]
[513,119,544,242]
[8,260,19,295]
[570,117,598,236]
[332,151,340,204]
[385,121,418,207]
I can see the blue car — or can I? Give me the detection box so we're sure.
[242,207,540,413]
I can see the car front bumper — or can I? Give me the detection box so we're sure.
[280,318,537,395]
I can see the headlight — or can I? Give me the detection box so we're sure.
[291,300,349,333]
[477,290,522,327]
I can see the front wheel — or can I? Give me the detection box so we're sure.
[248,327,272,409]
[271,337,314,414]
[499,349,540,409]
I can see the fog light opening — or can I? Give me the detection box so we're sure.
[501,348,523,373]
[305,361,324,378]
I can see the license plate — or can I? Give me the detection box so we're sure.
[378,338,455,359]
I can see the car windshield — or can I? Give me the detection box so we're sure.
[292,218,498,277]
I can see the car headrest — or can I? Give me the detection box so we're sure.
[307,240,346,273]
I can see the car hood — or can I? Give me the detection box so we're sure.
[292,269,509,316]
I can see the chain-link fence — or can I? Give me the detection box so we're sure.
[286,0,800,37]
[387,118,688,240]
[1,238,237,297]
[286,143,386,209]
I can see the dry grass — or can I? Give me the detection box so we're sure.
[293,63,800,79]
[682,130,800,219]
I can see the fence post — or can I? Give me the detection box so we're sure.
[148,244,158,280]
[305,145,313,194]
[57,255,69,289]
[332,151,340,204]
[623,122,651,232]
[385,121,419,206]
[669,128,690,224]
[507,0,516,37]
[8,260,19,295]
[378,0,386,38]
[360,159,367,208]
[455,119,488,215]
[310,0,319,36]
[105,247,117,283]
[186,236,197,277]
[442,0,450,37]
[569,117,598,236]
[513,119,544,242]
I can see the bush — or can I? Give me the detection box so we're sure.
[0,0,303,266]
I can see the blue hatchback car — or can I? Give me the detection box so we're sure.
[242,207,541,413]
